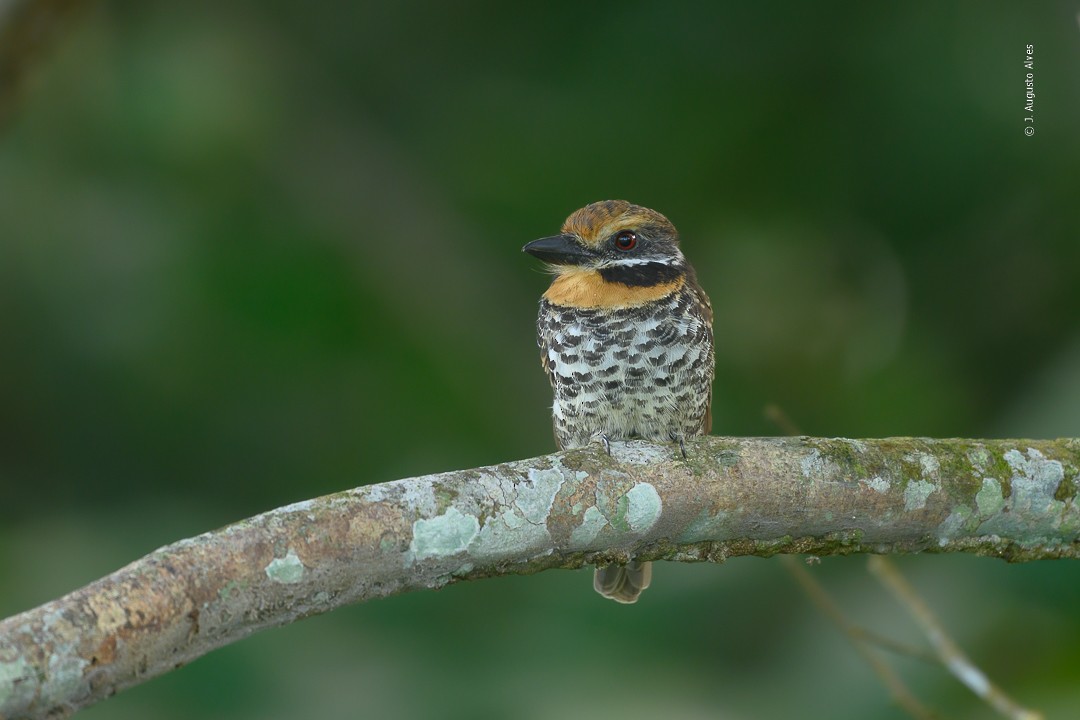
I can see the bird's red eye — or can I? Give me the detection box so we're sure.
[614,230,637,251]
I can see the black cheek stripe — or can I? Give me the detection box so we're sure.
[598,262,684,287]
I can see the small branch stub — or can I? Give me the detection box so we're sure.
[1,436,1078,718]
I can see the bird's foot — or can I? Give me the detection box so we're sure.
[670,432,687,459]
[590,431,612,455]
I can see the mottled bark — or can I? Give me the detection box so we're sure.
[2,436,1078,718]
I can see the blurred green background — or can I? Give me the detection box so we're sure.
[2,1,1079,718]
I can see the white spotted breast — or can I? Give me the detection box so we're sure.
[537,283,714,450]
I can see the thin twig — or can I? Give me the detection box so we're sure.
[781,555,939,720]
[867,555,1043,720]
[839,621,940,665]
[0,0,88,127]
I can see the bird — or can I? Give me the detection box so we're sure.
[522,200,715,603]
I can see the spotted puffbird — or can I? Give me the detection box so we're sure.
[523,200,715,603]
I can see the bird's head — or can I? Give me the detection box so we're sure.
[523,201,692,309]
[522,200,684,276]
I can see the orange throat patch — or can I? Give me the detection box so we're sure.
[543,270,685,309]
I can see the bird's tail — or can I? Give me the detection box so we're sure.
[593,561,652,603]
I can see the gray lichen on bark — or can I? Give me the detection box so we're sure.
[1,436,1078,719]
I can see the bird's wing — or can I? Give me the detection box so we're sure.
[687,266,715,436]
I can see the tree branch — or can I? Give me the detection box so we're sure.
[2,436,1078,718]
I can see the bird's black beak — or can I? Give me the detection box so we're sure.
[522,234,593,265]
